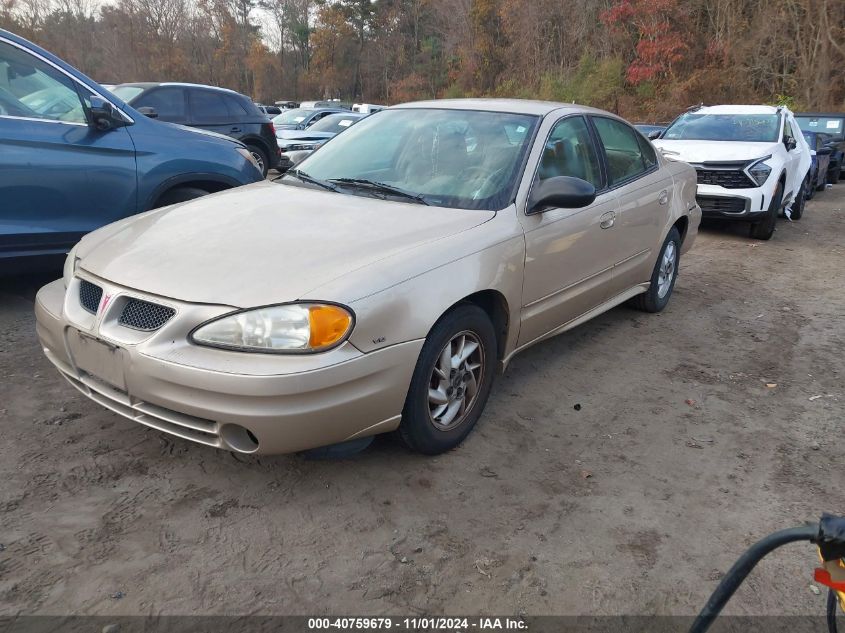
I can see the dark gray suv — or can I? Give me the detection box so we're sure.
[113,82,282,176]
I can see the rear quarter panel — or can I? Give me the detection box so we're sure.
[665,157,700,254]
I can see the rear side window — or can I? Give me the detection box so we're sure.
[592,117,649,185]
[191,90,230,123]
[0,40,86,124]
[133,87,186,122]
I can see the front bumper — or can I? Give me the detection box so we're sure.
[695,183,770,221]
[35,276,422,455]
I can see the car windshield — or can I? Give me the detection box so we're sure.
[282,108,539,211]
[795,115,844,140]
[273,108,315,125]
[663,113,780,142]
[309,114,361,134]
[111,85,145,102]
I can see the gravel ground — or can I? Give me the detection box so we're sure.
[0,186,843,618]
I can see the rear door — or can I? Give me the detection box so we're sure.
[517,115,621,347]
[590,116,670,295]
[188,88,237,138]
[0,37,136,258]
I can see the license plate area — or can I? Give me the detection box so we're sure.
[66,329,127,391]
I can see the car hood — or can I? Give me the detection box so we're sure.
[276,129,334,141]
[653,139,776,163]
[77,181,493,307]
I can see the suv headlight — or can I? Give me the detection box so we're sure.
[63,244,79,288]
[746,156,772,187]
[190,302,354,353]
[236,147,262,174]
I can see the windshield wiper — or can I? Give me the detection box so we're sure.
[280,169,341,192]
[329,178,430,205]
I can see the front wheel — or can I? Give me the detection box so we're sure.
[790,178,806,220]
[247,144,269,178]
[749,182,782,240]
[629,226,681,313]
[398,305,497,454]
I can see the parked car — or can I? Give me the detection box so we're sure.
[256,103,281,116]
[274,100,299,109]
[654,104,811,237]
[634,123,666,139]
[36,99,700,456]
[299,100,350,110]
[0,29,263,264]
[271,107,346,131]
[801,130,833,199]
[352,103,386,114]
[111,82,281,176]
[794,112,844,183]
[276,111,366,165]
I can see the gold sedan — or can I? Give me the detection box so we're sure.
[35,99,701,456]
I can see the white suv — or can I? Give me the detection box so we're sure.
[654,105,811,240]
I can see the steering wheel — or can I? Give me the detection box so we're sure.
[462,166,506,200]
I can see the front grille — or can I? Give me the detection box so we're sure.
[696,168,755,189]
[697,195,747,214]
[118,299,176,331]
[79,280,103,314]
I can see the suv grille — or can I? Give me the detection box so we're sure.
[696,168,755,189]
[79,280,103,314]
[119,299,176,331]
[697,196,747,214]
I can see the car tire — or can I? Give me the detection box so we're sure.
[629,226,681,313]
[398,304,497,455]
[790,178,806,220]
[247,144,269,177]
[828,164,840,184]
[805,170,816,200]
[155,186,210,207]
[749,181,782,240]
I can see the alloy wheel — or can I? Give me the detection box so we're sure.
[657,241,677,299]
[427,331,485,430]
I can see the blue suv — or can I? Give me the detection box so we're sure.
[0,29,263,264]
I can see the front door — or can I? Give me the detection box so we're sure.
[517,115,622,348]
[0,37,136,258]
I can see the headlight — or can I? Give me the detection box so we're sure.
[746,156,772,187]
[236,147,262,174]
[190,302,354,353]
[63,244,79,288]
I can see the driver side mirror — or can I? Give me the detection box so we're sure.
[785,137,797,151]
[89,95,128,131]
[528,176,597,214]
[137,106,158,119]
[647,130,662,140]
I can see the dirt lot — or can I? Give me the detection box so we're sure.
[1,187,843,618]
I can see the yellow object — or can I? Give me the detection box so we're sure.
[309,305,353,349]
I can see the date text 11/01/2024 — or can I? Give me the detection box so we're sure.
[307,617,528,630]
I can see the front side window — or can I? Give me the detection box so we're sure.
[592,116,648,185]
[0,41,86,124]
[537,116,602,189]
[783,119,794,144]
[662,112,781,143]
[132,87,186,122]
[286,108,540,211]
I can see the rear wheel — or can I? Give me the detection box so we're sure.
[629,227,681,313]
[155,186,209,207]
[398,305,497,455]
[790,178,806,220]
[805,169,816,200]
[749,182,782,240]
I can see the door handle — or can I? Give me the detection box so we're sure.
[658,190,669,205]
[599,210,616,229]
[230,127,242,133]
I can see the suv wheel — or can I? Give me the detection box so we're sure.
[247,144,269,177]
[750,182,782,240]
[790,178,806,220]
[398,305,497,455]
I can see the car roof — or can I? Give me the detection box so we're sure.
[392,98,611,117]
[693,105,782,115]
[116,82,246,97]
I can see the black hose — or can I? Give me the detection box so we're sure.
[829,589,839,633]
[689,524,819,633]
